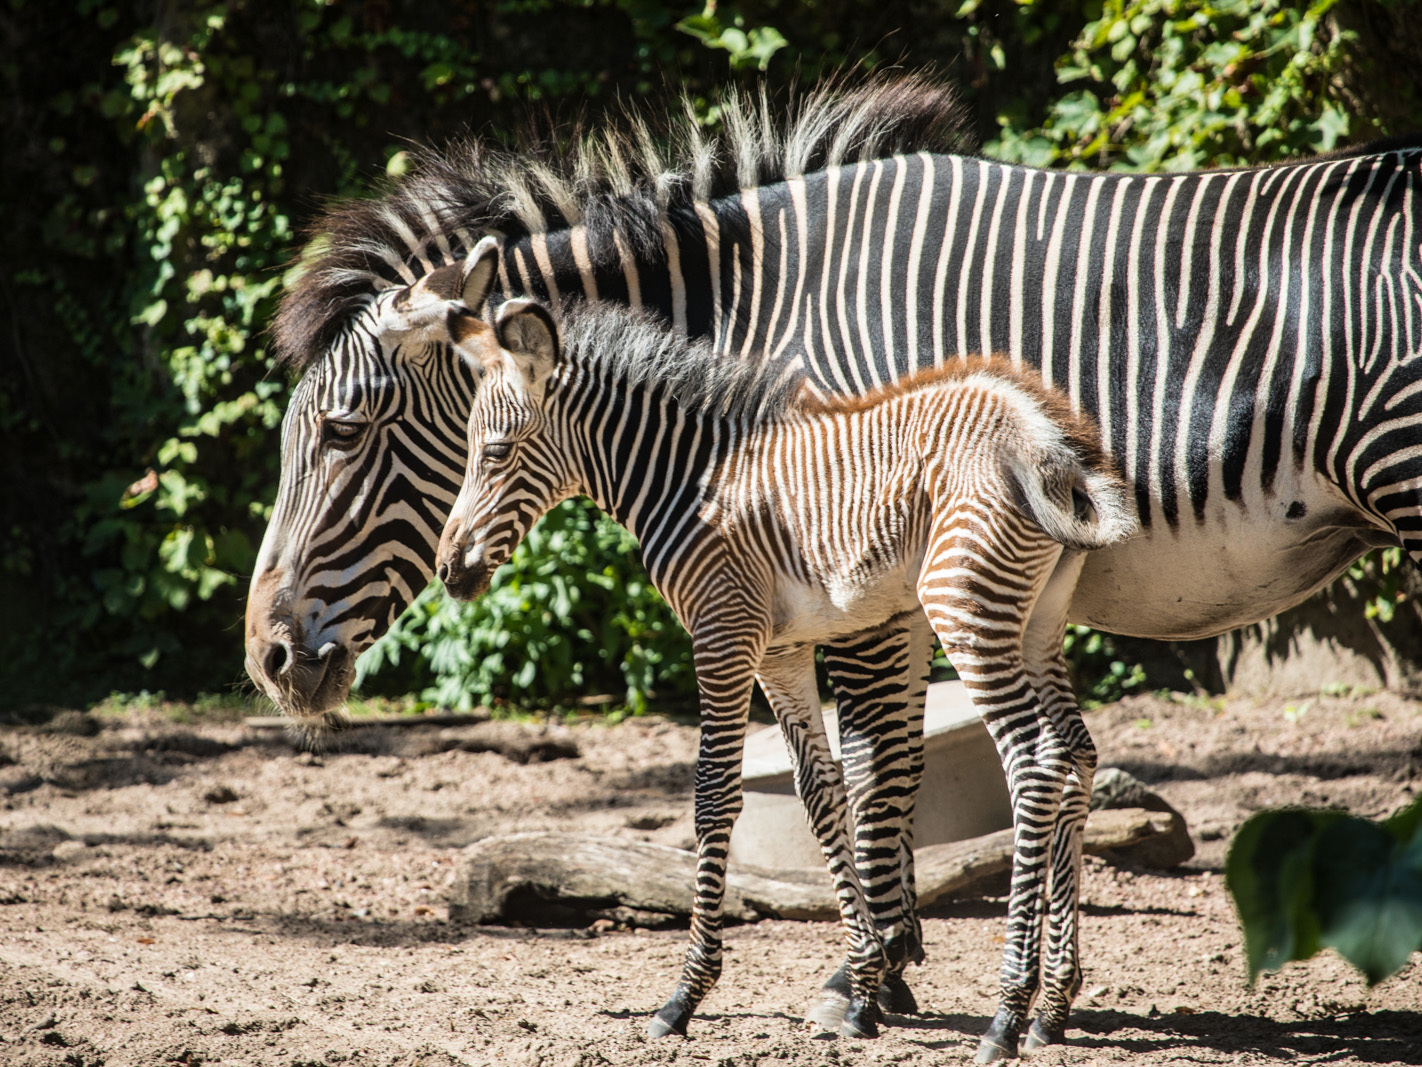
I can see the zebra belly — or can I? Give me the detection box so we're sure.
[1070,501,1393,640]
[767,570,922,649]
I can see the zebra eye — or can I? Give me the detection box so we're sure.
[482,441,514,465]
[322,419,364,446]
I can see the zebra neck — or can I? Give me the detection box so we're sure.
[554,377,736,575]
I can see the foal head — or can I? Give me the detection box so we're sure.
[436,294,570,602]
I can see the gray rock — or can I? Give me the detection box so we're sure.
[1090,767,1195,868]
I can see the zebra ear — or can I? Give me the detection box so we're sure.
[460,236,500,312]
[494,299,560,397]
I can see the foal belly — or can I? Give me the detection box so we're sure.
[769,570,921,648]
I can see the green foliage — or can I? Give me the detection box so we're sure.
[677,6,789,71]
[1226,795,1422,985]
[7,0,1420,711]
[356,500,694,712]
[1064,625,1148,708]
[1348,547,1407,623]
[993,0,1366,169]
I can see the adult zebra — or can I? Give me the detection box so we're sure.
[245,75,1422,1058]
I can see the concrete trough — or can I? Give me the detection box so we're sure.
[729,679,1013,871]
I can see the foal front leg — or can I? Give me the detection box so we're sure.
[648,633,762,1039]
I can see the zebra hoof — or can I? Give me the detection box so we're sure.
[647,996,692,1039]
[839,997,881,1039]
[975,1036,1019,1063]
[646,1013,686,1039]
[975,1009,1022,1063]
[1022,1018,1065,1052]
[806,966,852,1033]
[804,989,850,1035]
[877,973,919,1015]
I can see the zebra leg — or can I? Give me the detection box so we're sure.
[757,649,886,1039]
[919,535,1068,1063]
[1022,736,1093,1052]
[819,618,932,1020]
[1020,552,1096,1051]
[648,633,762,1039]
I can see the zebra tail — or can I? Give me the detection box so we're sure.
[1003,450,1139,553]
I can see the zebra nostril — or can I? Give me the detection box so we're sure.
[264,641,292,680]
[437,561,451,584]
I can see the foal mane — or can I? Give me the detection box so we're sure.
[272,72,972,373]
[552,306,1113,468]
[555,301,806,423]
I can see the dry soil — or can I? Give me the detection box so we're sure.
[1,689,1419,1066]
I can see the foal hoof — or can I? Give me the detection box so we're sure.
[1022,1018,1065,1052]
[975,1035,1019,1064]
[877,973,919,1015]
[975,1009,1022,1063]
[646,1013,686,1039]
[840,997,880,1039]
[648,995,692,1039]
[804,989,850,1035]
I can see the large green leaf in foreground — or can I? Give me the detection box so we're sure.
[1226,794,1422,985]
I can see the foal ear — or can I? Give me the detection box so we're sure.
[460,236,500,311]
[493,299,560,395]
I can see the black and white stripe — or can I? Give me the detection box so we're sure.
[248,76,1422,1055]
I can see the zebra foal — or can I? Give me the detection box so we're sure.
[430,243,1138,1047]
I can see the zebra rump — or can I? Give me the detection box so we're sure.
[971,370,1137,552]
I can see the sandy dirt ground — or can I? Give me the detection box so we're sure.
[2,689,1420,1067]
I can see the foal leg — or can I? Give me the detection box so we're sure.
[757,648,886,1039]
[919,530,1068,1063]
[649,630,764,1038]
[820,617,933,1017]
[1020,553,1096,1051]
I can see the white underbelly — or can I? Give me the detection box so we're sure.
[1071,480,1392,640]
[769,567,922,648]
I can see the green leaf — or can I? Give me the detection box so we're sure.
[1311,814,1422,984]
[1226,808,1336,981]
[1228,798,1422,986]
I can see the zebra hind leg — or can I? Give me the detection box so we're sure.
[757,650,887,1039]
[1023,710,1096,1050]
[1020,553,1095,1051]
[811,623,931,1028]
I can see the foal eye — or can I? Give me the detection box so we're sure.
[482,441,514,463]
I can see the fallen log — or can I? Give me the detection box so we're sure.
[448,807,1181,925]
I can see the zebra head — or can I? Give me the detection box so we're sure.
[436,297,571,603]
[244,238,502,721]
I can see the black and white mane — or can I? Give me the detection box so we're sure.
[273,74,973,371]
[552,299,807,423]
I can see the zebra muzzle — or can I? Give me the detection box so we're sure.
[251,633,352,719]
[437,556,491,602]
